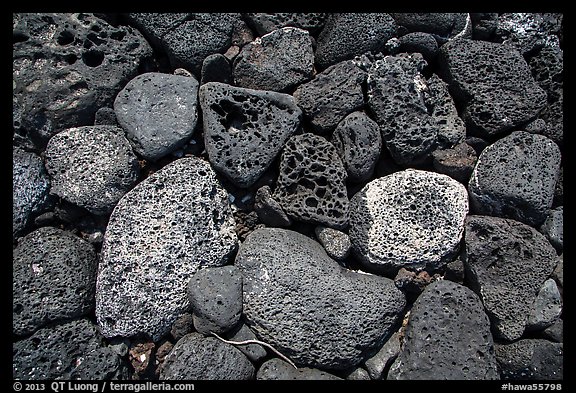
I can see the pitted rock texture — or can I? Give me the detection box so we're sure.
[13,227,98,336]
[114,72,199,162]
[439,39,547,137]
[432,142,477,184]
[257,359,342,380]
[244,13,327,35]
[398,32,438,60]
[495,13,561,55]
[159,333,255,380]
[314,226,351,261]
[496,339,563,380]
[426,74,466,148]
[13,13,152,147]
[233,27,314,92]
[392,13,470,40]
[44,125,139,215]
[468,131,561,227]
[236,228,406,370]
[526,278,562,331]
[331,111,382,183]
[13,147,50,239]
[273,134,349,230]
[539,206,563,253]
[349,169,468,274]
[199,82,301,188]
[254,186,292,227]
[389,280,499,380]
[96,157,238,341]
[71,346,130,380]
[530,44,563,105]
[464,215,558,342]
[367,53,439,165]
[200,53,231,85]
[293,60,366,133]
[226,323,267,363]
[315,13,396,70]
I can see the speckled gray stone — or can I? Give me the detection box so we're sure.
[314,226,351,261]
[539,206,563,253]
[526,278,562,331]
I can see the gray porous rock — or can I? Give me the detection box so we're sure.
[244,13,327,36]
[200,53,231,85]
[233,27,314,92]
[495,13,562,55]
[114,72,199,162]
[552,255,563,296]
[96,157,238,341]
[388,280,499,380]
[226,322,267,363]
[314,226,351,261]
[44,125,139,215]
[293,60,366,133]
[495,339,563,380]
[236,228,406,370]
[398,32,438,60]
[254,186,292,227]
[257,358,342,380]
[13,13,152,147]
[392,13,470,40]
[199,82,301,188]
[439,39,547,137]
[464,215,558,341]
[426,74,467,148]
[542,320,563,343]
[540,94,563,147]
[349,169,468,274]
[468,131,561,227]
[526,278,562,331]
[273,134,350,230]
[345,367,371,380]
[432,142,477,184]
[364,331,401,380]
[539,206,563,253]
[530,44,563,104]
[70,346,130,380]
[159,333,254,380]
[170,313,194,342]
[94,107,118,126]
[470,13,499,40]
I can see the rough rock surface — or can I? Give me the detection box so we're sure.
[114,72,199,162]
[432,142,477,184]
[542,320,563,343]
[236,228,406,370]
[244,13,327,35]
[200,82,301,188]
[349,169,468,273]
[388,280,499,380]
[96,157,238,341]
[398,32,438,60]
[392,13,470,39]
[552,255,563,296]
[526,278,562,331]
[44,125,139,215]
[257,359,342,380]
[539,206,563,253]
[159,333,254,380]
[464,215,558,341]
[345,367,371,380]
[468,131,561,226]
[71,346,130,380]
[13,13,152,147]
[314,226,351,261]
[426,74,466,148]
[364,332,401,380]
[495,13,561,55]
[200,53,231,85]
[13,227,98,336]
[226,323,267,363]
[495,339,563,380]
[530,44,563,105]
[254,186,292,227]
[273,134,349,229]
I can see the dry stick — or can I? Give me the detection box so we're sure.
[211,331,298,369]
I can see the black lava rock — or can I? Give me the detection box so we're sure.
[495,339,563,380]
[392,13,470,40]
[226,322,267,363]
[539,206,563,253]
[200,53,231,85]
[244,13,327,36]
[432,142,477,184]
[426,74,466,148]
[398,32,438,61]
[257,358,342,380]
[70,346,130,380]
[254,186,292,227]
[94,107,118,126]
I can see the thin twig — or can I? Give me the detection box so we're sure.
[211,331,298,369]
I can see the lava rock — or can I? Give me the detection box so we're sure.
[94,107,118,126]
[398,32,438,60]
[13,13,152,147]
[71,346,129,380]
[345,367,371,380]
[542,320,563,343]
[199,82,301,188]
[331,111,382,183]
[540,95,563,147]
[236,228,406,370]
[426,74,466,148]
[367,54,438,165]
[468,131,561,227]
[394,268,435,295]
[44,125,139,215]
[315,13,396,70]
[349,169,468,274]
[392,13,469,40]
[200,53,231,85]
[257,359,342,380]
[13,147,50,239]
[524,118,547,135]
[96,157,238,341]
[388,280,499,380]
[464,215,558,341]
[552,255,563,296]
[114,72,199,162]
[539,206,563,253]
[526,278,562,331]
[160,333,255,380]
[530,45,563,104]
[254,186,292,227]
[233,27,314,92]
[273,134,350,230]
[444,257,465,284]
[226,322,267,363]
[364,331,401,380]
[293,60,366,133]
[432,142,477,184]
[244,13,327,35]
[13,227,97,336]
[471,13,498,40]
[466,136,489,156]
[495,339,563,380]
[314,226,351,261]
[495,13,560,55]
[187,266,243,335]
[439,39,547,137]
[170,313,194,342]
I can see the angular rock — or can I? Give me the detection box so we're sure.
[388,280,499,380]
[257,359,342,380]
[244,13,327,35]
[524,118,547,135]
[526,278,562,331]
[345,367,371,380]
[71,346,130,380]
[542,320,563,343]
[114,72,199,162]
[426,74,466,148]
[466,136,489,156]
[539,206,563,253]
[495,339,563,380]
[540,95,563,147]
[44,125,139,215]
[13,13,152,147]
[159,333,254,380]
[464,215,558,341]
[530,45,563,104]
[13,227,98,336]
[236,228,406,370]
[170,313,194,342]
[293,60,366,133]
[233,27,314,92]
[187,266,243,335]
[364,332,401,380]
[200,53,231,85]
[552,255,563,296]
[96,157,238,341]
[314,226,351,261]
[13,147,50,239]
[495,13,560,55]
[471,13,498,40]
[200,82,301,188]
[273,134,349,229]
[254,186,291,227]
[349,169,468,274]
[315,13,396,69]
[226,323,267,363]
[439,39,547,137]
[468,131,561,226]
[367,54,438,165]
[444,257,465,284]
[432,142,477,184]
[398,32,438,60]
[392,13,469,39]
[331,111,382,183]
[94,107,118,126]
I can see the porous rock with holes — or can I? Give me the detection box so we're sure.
[539,206,563,253]
[526,278,562,331]
[236,228,406,370]
[243,13,327,36]
[200,82,301,188]
[257,358,342,380]
[392,13,471,42]
[432,142,477,184]
[273,134,350,229]
[96,157,238,341]
[494,13,561,56]
[398,32,439,61]
[495,339,563,380]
